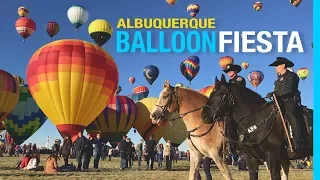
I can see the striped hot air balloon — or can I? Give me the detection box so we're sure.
[0,130,14,144]
[133,86,149,97]
[219,56,234,69]
[248,70,264,88]
[180,56,200,84]
[199,85,215,97]
[15,17,36,42]
[253,2,263,11]
[187,3,200,17]
[86,95,136,142]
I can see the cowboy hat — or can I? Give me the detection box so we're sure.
[223,64,242,73]
[269,57,294,67]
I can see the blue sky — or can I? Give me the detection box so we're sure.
[0,0,312,151]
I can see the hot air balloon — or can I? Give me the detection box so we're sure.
[0,130,14,144]
[297,68,309,80]
[290,0,302,7]
[0,70,20,123]
[18,7,29,17]
[88,19,113,47]
[115,85,122,95]
[180,56,200,84]
[253,2,263,11]
[3,84,47,145]
[143,65,159,85]
[162,116,187,147]
[199,85,215,97]
[242,62,249,70]
[133,97,164,143]
[45,21,60,39]
[219,56,234,69]
[129,77,135,85]
[248,70,264,88]
[133,86,149,97]
[26,39,119,142]
[15,17,36,42]
[67,5,89,31]
[187,4,200,17]
[166,0,177,7]
[86,95,136,143]
[13,75,24,86]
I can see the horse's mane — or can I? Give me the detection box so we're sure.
[175,86,208,100]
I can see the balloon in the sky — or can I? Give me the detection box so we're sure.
[129,77,135,85]
[187,4,200,17]
[242,62,249,70]
[45,21,60,39]
[290,0,302,7]
[0,70,20,123]
[15,17,36,42]
[115,85,122,95]
[3,85,47,145]
[131,86,149,102]
[133,97,164,143]
[297,68,309,80]
[13,75,24,86]
[219,56,234,69]
[166,0,177,7]
[180,56,200,84]
[88,19,113,47]
[67,5,89,31]
[18,7,29,17]
[162,115,187,147]
[253,2,263,11]
[86,95,136,143]
[199,85,215,97]
[143,65,159,85]
[130,93,146,103]
[26,39,119,142]
[248,70,264,88]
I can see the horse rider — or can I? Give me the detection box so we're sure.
[222,64,246,155]
[266,57,307,152]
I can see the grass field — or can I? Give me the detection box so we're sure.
[0,155,312,180]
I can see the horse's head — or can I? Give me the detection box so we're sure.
[150,80,180,125]
[201,74,234,124]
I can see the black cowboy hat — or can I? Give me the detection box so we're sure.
[269,57,294,67]
[223,64,242,73]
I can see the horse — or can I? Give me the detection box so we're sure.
[201,74,313,180]
[150,80,233,180]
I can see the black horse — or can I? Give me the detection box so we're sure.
[201,74,312,180]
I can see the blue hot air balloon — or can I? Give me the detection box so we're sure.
[187,3,200,17]
[180,56,200,84]
[143,65,159,85]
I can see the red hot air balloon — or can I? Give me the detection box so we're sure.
[129,77,135,85]
[15,17,36,42]
[248,70,264,88]
[45,21,60,39]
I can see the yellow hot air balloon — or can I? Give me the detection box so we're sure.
[162,115,187,147]
[26,39,119,142]
[88,19,113,47]
[133,97,164,143]
[241,62,249,70]
[199,86,215,97]
[297,68,309,81]
[0,70,20,122]
[166,0,177,7]
[18,6,29,17]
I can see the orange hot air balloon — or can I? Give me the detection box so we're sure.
[253,2,263,11]
[18,7,29,17]
[133,97,164,143]
[219,56,234,69]
[26,39,119,142]
[166,0,177,7]
[199,85,215,97]
[242,62,249,70]
[0,70,20,123]
[15,17,36,42]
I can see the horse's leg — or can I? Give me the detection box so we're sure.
[266,151,282,180]
[189,149,203,180]
[242,153,259,180]
[209,150,232,180]
[280,160,290,180]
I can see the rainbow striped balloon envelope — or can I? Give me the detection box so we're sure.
[199,85,215,97]
[180,56,200,84]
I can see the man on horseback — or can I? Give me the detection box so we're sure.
[266,57,307,152]
[222,64,246,155]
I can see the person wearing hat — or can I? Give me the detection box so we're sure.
[266,57,307,152]
[119,135,129,170]
[222,64,246,156]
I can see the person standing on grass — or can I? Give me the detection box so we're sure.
[61,134,72,166]
[136,139,143,167]
[93,133,104,169]
[74,131,87,171]
[83,134,94,170]
[163,140,173,171]
[157,143,164,168]
[126,138,134,168]
[195,157,213,180]
[118,135,128,170]
[145,134,157,170]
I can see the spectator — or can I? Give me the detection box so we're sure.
[93,133,104,169]
[118,135,128,170]
[74,131,87,171]
[45,154,59,173]
[145,134,157,170]
[163,140,173,171]
[157,144,164,168]
[62,134,72,166]
[136,139,143,167]
[83,134,94,170]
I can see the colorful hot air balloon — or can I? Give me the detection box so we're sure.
[86,95,136,143]
[162,116,187,147]
[67,5,89,31]
[45,21,60,39]
[26,39,119,142]
[13,75,24,86]
[187,4,200,17]
[88,19,113,47]
[297,68,309,80]
[115,85,122,95]
[180,56,200,84]
[3,85,47,145]
[143,65,159,85]
[166,0,177,7]
[15,17,36,42]
[253,2,263,11]
[199,85,215,97]
[129,77,135,85]
[248,70,264,88]
[0,130,14,144]
[219,56,234,69]
[133,97,164,143]
[18,7,29,17]
[0,70,20,123]
[290,0,302,7]
[133,86,149,97]
[242,62,249,70]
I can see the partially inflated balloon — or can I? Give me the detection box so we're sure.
[3,85,47,145]
[0,70,20,123]
[248,70,264,88]
[187,4,200,17]
[129,77,135,85]
[297,68,309,80]
[133,97,164,143]
[45,21,60,39]
[15,17,36,42]
[18,7,29,17]
[67,5,89,31]
[26,39,119,142]
[253,2,263,11]
[199,85,215,97]
[219,56,234,69]
[88,19,113,47]
[180,56,200,84]
[162,115,187,147]
[143,65,159,85]
[86,95,136,142]
[13,75,24,86]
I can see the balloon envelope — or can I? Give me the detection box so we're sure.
[143,65,159,85]
[199,86,215,97]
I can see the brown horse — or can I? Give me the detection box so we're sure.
[150,80,232,180]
